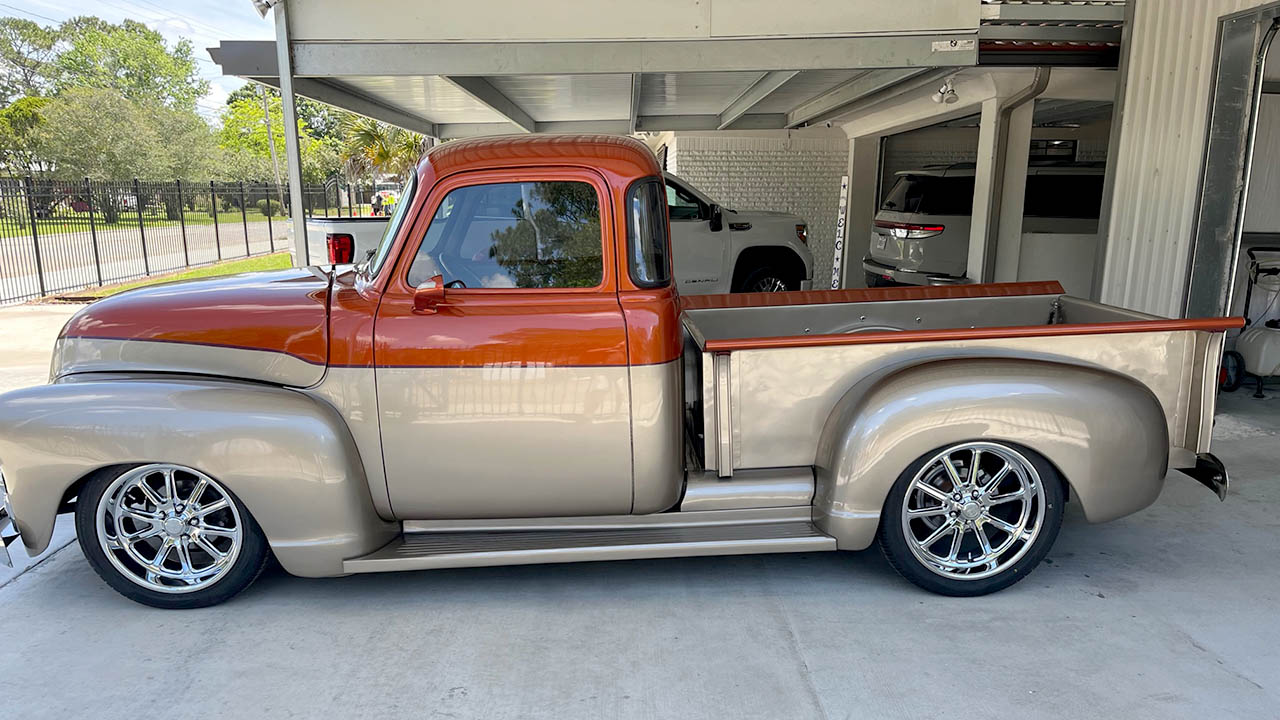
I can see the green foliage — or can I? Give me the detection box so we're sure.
[0,95,49,173]
[35,87,216,182]
[216,91,342,184]
[489,183,604,289]
[256,198,282,217]
[340,115,428,182]
[0,18,56,104]
[225,84,348,141]
[51,17,207,111]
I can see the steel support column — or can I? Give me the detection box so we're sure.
[274,3,309,266]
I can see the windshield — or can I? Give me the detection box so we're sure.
[364,172,417,278]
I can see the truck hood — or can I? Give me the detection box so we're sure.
[53,267,331,387]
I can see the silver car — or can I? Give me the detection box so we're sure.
[863,163,1105,287]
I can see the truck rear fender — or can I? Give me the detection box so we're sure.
[813,357,1169,550]
[0,377,397,576]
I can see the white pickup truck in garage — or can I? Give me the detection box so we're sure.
[300,172,814,295]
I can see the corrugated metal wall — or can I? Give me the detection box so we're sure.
[1101,0,1273,317]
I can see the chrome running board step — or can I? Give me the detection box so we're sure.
[343,520,835,574]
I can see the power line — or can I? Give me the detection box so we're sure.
[0,2,60,23]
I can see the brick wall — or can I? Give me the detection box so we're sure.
[666,133,849,285]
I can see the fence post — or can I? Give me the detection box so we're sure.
[21,176,46,296]
[239,181,250,257]
[133,178,150,275]
[210,181,222,261]
[263,182,275,252]
[347,184,354,218]
[83,177,103,287]
[175,179,190,267]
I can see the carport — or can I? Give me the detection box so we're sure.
[211,0,1121,281]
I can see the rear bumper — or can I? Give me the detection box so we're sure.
[862,258,966,286]
[1178,452,1229,501]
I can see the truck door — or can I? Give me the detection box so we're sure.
[373,168,634,519]
[666,178,728,294]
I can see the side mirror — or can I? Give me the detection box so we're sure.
[413,274,446,314]
[709,204,724,232]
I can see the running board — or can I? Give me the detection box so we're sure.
[343,520,835,574]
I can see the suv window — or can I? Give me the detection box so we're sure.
[1024,175,1104,219]
[666,181,704,221]
[407,180,604,289]
[880,175,976,215]
[628,179,672,287]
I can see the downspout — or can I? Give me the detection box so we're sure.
[978,67,1051,283]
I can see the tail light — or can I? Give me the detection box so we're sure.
[795,224,808,244]
[875,220,944,239]
[326,233,355,263]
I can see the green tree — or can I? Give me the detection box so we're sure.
[225,83,347,141]
[52,17,208,111]
[217,94,341,183]
[341,115,429,181]
[0,95,49,174]
[0,18,56,104]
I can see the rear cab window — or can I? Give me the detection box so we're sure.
[628,179,672,288]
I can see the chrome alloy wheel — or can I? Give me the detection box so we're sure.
[900,442,1046,581]
[750,275,789,293]
[95,464,243,594]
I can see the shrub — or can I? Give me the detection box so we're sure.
[256,198,282,217]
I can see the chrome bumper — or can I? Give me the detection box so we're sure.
[1178,453,1229,501]
[861,258,967,287]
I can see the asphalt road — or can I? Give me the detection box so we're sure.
[1,305,1277,719]
[0,222,282,302]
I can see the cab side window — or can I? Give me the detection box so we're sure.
[666,182,704,221]
[407,181,604,289]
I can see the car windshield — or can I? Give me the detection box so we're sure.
[364,173,417,278]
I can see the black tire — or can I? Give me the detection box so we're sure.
[877,441,1065,596]
[734,266,798,293]
[75,465,270,609]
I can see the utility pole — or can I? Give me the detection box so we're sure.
[261,84,286,209]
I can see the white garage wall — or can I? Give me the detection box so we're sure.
[665,131,850,284]
[1101,0,1276,317]
[1244,94,1280,233]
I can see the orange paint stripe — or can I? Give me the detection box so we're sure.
[703,316,1246,352]
[680,280,1066,311]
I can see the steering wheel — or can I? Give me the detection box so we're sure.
[444,279,468,289]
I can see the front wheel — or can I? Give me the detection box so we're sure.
[877,441,1064,596]
[735,266,797,293]
[75,463,270,609]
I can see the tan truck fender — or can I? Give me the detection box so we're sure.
[812,358,1169,550]
[0,376,398,576]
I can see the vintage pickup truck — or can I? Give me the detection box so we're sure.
[0,135,1238,609]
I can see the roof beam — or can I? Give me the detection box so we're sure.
[442,76,536,133]
[718,71,798,130]
[786,68,933,127]
[629,73,642,134]
[434,115,786,138]
[275,35,976,76]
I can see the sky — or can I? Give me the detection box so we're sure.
[1,0,274,117]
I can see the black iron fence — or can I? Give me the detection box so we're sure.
[0,176,378,304]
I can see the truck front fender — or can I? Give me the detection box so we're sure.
[813,358,1169,550]
[0,376,397,576]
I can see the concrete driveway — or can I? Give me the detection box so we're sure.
[1,305,1277,719]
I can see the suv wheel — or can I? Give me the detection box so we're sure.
[735,266,796,293]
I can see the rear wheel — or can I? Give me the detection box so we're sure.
[877,441,1064,596]
[735,266,797,293]
[75,463,270,609]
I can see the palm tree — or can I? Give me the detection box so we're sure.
[340,116,430,182]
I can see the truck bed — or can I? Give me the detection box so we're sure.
[680,281,1238,478]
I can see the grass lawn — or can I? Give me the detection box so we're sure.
[67,252,294,299]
